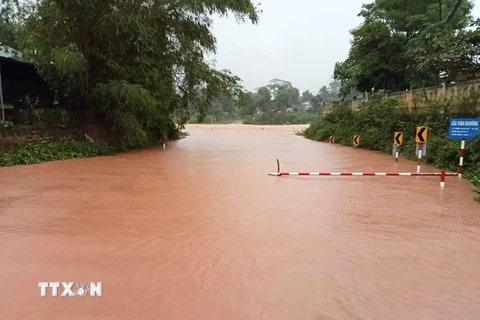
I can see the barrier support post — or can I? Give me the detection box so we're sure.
[440,170,446,188]
[417,143,423,173]
[459,140,465,178]
[276,159,280,173]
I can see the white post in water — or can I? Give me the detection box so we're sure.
[417,143,423,173]
[458,139,465,178]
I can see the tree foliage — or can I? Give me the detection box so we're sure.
[188,78,327,125]
[2,0,259,147]
[334,0,476,94]
[301,90,314,103]
[409,19,480,80]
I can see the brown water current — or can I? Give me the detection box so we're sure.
[1,124,479,320]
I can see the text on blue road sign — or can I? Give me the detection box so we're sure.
[448,118,480,140]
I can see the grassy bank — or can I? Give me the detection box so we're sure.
[0,140,117,166]
[302,93,480,196]
[0,129,189,167]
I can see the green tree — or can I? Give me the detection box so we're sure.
[0,16,17,48]
[238,91,257,117]
[316,85,337,103]
[328,80,340,96]
[3,0,259,147]
[266,79,300,112]
[301,90,314,103]
[253,86,272,113]
[310,94,324,112]
[408,19,480,81]
[334,0,473,94]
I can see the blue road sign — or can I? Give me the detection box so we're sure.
[448,118,480,140]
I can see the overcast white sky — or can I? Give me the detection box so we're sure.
[209,0,480,94]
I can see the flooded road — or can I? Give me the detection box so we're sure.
[1,124,479,320]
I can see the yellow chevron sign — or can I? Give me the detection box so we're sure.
[394,132,403,145]
[416,126,428,143]
[353,135,360,145]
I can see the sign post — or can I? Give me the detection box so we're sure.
[448,118,480,178]
[393,132,403,162]
[459,139,465,177]
[415,126,428,173]
[353,135,360,150]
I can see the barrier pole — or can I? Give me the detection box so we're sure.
[395,144,400,162]
[458,139,465,178]
[268,171,458,177]
[276,159,280,173]
[417,143,423,173]
[440,170,446,188]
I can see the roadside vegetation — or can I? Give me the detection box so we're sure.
[301,0,480,199]
[0,140,117,166]
[303,94,480,192]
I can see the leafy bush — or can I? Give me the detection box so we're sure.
[15,105,70,128]
[303,94,480,190]
[0,140,117,166]
[42,108,70,127]
[0,120,14,129]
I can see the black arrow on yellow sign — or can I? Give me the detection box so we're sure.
[353,135,359,145]
[416,126,428,143]
[329,136,335,144]
[394,132,403,145]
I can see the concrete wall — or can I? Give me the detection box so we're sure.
[0,127,81,151]
[323,79,480,115]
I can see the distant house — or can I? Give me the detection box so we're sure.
[0,46,53,121]
[301,102,312,110]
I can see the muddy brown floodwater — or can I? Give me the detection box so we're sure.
[1,124,480,320]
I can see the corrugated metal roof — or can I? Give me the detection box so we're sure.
[0,45,18,59]
[0,45,33,66]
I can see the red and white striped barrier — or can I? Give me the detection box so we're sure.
[268,160,457,187]
[268,171,456,187]
[268,172,456,177]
